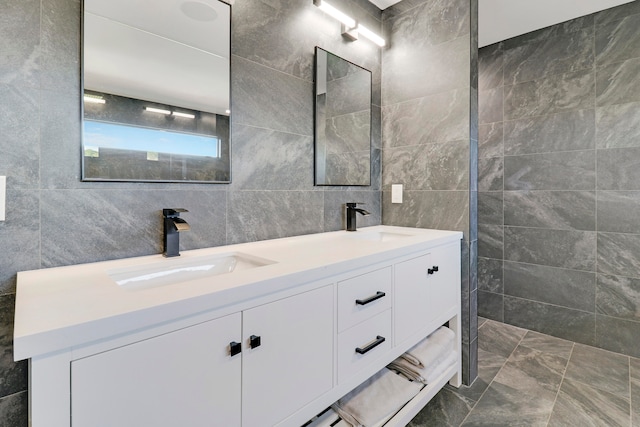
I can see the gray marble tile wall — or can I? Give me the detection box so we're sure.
[478,0,640,360]
[381,0,478,385]
[0,0,383,423]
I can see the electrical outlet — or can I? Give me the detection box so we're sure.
[391,184,403,204]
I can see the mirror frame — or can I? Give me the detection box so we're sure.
[80,0,232,184]
[313,46,372,187]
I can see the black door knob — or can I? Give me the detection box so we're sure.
[229,341,241,357]
[249,335,261,349]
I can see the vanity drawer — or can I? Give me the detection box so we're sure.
[337,309,392,383]
[337,267,392,332]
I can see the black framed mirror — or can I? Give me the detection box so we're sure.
[314,47,372,186]
[81,0,231,183]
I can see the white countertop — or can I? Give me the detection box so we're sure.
[14,225,462,361]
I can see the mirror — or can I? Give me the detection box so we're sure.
[81,0,231,183]
[314,47,371,186]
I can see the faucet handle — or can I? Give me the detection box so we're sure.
[163,208,189,217]
[346,202,366,207]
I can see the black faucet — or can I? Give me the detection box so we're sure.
[346,203,370,231]
[163,208,190,257]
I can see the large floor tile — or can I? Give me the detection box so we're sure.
[493,346,567,396]
[632,358,640,427]
[633,375,640,427]
[518,331,574,360]
[548,379,630,427]
[461,381,552,426]
[564,344,630,397]
[478,319,526,358]
[408,387,474,427]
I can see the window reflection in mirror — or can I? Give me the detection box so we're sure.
[81,0,231,183]
[314,47,372,186]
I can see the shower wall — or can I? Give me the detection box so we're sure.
[478,0,640,357]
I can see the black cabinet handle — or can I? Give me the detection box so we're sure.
[356,291,386,306]
[249,335,261,349]
[428,265,439,275]
[229,341,242,357]
[355,335,386,355]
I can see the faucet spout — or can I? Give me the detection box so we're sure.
[345,203,370,232]
[172,217,191,232]
[163,208,189,257]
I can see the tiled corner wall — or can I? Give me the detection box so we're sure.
[0,0,383,422]
[380,0,478,384]
[478,1,640,358]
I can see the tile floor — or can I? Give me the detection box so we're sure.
[409,318,640,427]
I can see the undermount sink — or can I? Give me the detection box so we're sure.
[345,231,413,242]
[108,252,276,290]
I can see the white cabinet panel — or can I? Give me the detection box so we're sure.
[394,241,460,346]
[242,285,334,427]
[337,267,392,332]
[337,309,392,383]
[71,312,242,427]
[425,243,460,321]
[394,254,431,345]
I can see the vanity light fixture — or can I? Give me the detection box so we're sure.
[83,94,105,104]
[144,107,171,115]
[313,0,385,47]
[172,111,196,119]
[313,0,356,28]
[356,24,386,47]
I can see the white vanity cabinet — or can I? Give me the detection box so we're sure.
[70,285,334,427]
[15,226,463,427]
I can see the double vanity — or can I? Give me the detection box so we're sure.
[14,225,462,427]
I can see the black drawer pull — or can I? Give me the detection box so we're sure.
[249,335,261,349]
[428,265,439,275]
[356,291,386,306]
[229,341,242,357]
[355,336,386,355]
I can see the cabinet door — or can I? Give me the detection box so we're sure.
[71,313,242,427]
[242,285,334,427]
[426,242,460,318]
[394,241,460,346]
[394,253,431,345]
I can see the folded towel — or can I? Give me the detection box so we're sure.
[331,369,422,426]
[399,326,455,369]
[424,351,458,384]
[387,361,420,383]
[388,351,458,385]
[386,361,425,383]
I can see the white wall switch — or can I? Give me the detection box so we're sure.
[0,176,5,221]
[391,184,403,204]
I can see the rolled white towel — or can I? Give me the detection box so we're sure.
[399,326,455,369]
[331,369,422,427]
